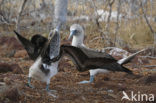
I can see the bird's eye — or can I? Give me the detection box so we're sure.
[74,30,78,33]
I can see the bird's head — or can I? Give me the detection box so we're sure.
[68,24,85,41]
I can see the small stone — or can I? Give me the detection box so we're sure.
[14,50,28,58]
[107,89,113,93]
[6,50,16,57]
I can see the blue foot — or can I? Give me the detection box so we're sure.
[78,75,94,84]
[27,83,34,88]
[27,77,34,88]
[47,92,57,98]
[46,84,57,98]
[78,80,91,84]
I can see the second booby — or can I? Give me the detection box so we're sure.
[60,45,132,73]
[68,24,144,84]
[14,30,61,96]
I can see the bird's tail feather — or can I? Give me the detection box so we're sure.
[122,66,133,74]
[117,49,146,65]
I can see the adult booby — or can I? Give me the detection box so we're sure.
[68,24,143,84]
[60,45,132,73]
[14,30,61,96]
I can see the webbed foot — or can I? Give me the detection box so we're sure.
[78,80,91,84]
[78,75,94,84]
[26,77,34,88]
[45,84,57,98]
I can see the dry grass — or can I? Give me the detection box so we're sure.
[72,19,155,49]
[66,0,156,50]
[1,0,156,50]
[1,20,155,50]
[120,19,154,46]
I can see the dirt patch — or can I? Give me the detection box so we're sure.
[137,73,156,84]
[0,36,23,50]
[0,36,156,103]
[0,63,23,74]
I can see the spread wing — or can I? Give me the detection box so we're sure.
[41,30,60,64]
[49,30,60,59]
[61,45,132,73]
[13,30,36,60]
[61,45,118,72]
[79,45,115,60]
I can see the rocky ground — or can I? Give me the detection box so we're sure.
[0,36,156,103]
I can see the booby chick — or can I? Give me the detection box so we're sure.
[14,30,61,97]
[68,24,144,84]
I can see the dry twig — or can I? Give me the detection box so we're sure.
[16,0,28,33]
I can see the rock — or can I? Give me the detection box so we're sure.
[107,89,114,93]
[0,63,23,74]
[14,50,28,58]
[7,50,16,57]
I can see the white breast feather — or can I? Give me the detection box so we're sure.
[29,57,58,83]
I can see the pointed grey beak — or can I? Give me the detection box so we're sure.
[68,30,75,40]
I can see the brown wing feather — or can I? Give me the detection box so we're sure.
[79,46,116,60]
[61,45,118,71]
[14,30,35,59]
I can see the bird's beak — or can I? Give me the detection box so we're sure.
[68,30,75,40]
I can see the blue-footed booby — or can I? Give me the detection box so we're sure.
[14,30,61,97]
[60,45,132,73]
[68,24,144,84]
